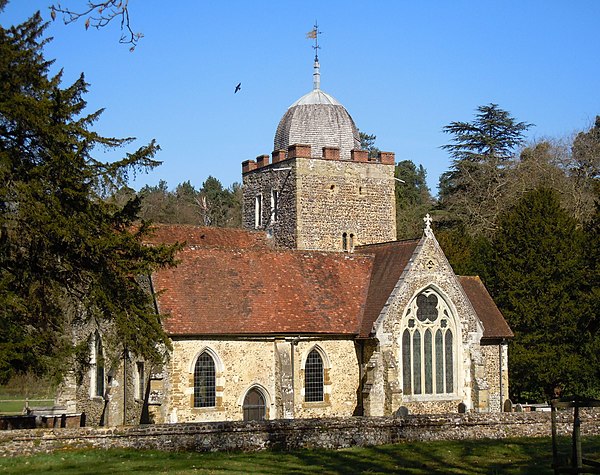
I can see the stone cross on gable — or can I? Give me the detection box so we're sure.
[423,213,433,233]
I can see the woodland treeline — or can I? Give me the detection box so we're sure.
[433,105,600,402]
[1,7,598,403]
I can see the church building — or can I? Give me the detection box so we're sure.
[59,51,513,426]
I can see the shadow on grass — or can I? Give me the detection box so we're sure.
[0,436,599,474]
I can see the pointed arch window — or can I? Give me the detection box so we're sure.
[401,289,456,397]
[194,351,216,407]
[304,349,324,402]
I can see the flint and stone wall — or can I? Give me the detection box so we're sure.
[481,343,509,413]
[242,148,396,252]
[158,338,360,424]
[294,156,396,251]
[54,322,152,428]
[2,411,599,457]
[365,233,505,416]
[242,159,298,249]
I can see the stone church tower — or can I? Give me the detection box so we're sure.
[242,56,396,251]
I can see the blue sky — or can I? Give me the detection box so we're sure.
[3,1,599,194]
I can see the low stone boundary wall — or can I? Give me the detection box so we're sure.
[1,410,599,457]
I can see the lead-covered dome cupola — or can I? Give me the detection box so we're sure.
[274,57,360,160]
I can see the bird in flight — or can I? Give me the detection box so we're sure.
[234,82,241,93]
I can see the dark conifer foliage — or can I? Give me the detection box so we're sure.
[487,188,598,400]
[441,104,532,164]
[439,104,533,236]
[394,160,435,239]
[0,13,179,382]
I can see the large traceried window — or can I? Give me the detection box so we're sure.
[304,349,324,402]
[401,289,456,397]
[193,351,216,407]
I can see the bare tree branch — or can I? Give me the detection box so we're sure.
[50,1,142,51]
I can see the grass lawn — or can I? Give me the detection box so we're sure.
[0,436,599,474]
[0,398,55,415]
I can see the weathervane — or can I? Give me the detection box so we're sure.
[306,22,322,61]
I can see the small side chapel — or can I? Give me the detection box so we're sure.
[59,49,513,426]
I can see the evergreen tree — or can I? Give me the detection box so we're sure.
[487,188,598,400]
[138,180,178,223]
[359,131,379,159]
[394,160,435,239]
[199,176,231,227]
[439,104,532,236]
[0,12,179,382]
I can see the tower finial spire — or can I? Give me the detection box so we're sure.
[306,22,322,90]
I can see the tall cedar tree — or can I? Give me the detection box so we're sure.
[439,104,532,236]
[0,12,179,382]
[487,188,599,401]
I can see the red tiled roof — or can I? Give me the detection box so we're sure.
[458,276,514,340]
[354,240,420,337]
[148,226,511,341]
[145,224,270,249]
[153,246,373,336]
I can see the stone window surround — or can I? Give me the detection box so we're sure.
[342,232,355,252]
[238,383,272,420]
[89,332,105,400]
[399,286,463,403]
[188,347,225,411]
[134,362,144,402]
[299,345,332,407]
[254,194,263,228]
[270,189,278,224]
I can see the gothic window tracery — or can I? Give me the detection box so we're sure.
[401,289,456,397]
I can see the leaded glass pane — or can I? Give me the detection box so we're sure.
[194,352,216,407]
[305,350,324,402]
[413,330,421,394]
[424,329,433,394]
[445,330,454,393]
[403,290,456,398]
[435,329,444,394]
[402,329,412,395]
[416,293,438,322]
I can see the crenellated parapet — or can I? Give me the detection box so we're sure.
[242,144,395,175]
